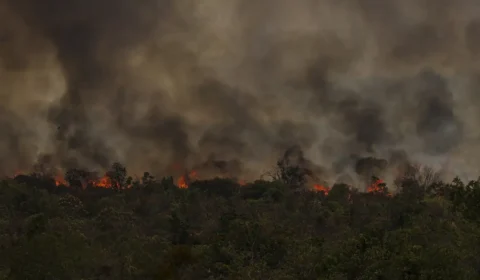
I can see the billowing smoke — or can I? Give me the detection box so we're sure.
[1,0,480,183]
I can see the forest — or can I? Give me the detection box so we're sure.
[1,157,480,280]
[3,0,480,279]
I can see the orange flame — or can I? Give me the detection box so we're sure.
[55,174,68,187]
[177,170,198,189]
[367,179,391,196]
[90,175,116,188]
[314,184,330,195]
[12,170,126,189]
[177,177,188,189]
[11,169,390,197]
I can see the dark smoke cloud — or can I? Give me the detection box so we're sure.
[1,0,480,184]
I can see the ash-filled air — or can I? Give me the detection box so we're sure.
[1,0,480,185]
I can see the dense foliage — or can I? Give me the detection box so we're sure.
[1,164,480,280]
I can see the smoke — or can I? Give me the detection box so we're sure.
[1,0,480,183]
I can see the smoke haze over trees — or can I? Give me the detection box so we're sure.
[1,0,480,183]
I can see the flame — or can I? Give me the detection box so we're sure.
[11,170,127,189]
[55,174,68,186]
[55,174,116,188]
[90,175,115,188]
[177,177,188,189]
[177,170,198,189]
[8,169,389,196]
[314,184,330,195]
[367,179,384,193]
[367,179,391,196]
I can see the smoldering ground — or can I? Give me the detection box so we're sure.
[1,0,480,184]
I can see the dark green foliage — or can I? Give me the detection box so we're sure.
[65,168,90,189]
[1,173,480,279]
[240,180,285,201]
[106,162,128,189]
[189,178,240,198]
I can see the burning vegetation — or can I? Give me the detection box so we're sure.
[2,0,480,278]
[8,146,399,198]
[1,151,479,279]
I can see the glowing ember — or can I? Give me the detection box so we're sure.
[314,184,330,195]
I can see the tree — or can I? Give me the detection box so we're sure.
[106,162,128,189]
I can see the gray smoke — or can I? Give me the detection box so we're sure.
[1,0,480,183]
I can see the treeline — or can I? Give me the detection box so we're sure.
[0,163,480,279]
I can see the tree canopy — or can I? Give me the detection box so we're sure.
[0,162,480,280]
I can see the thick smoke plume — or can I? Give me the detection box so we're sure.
[1,0,480,184]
